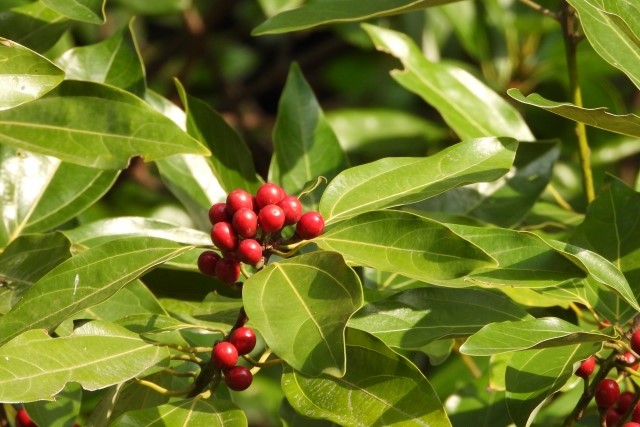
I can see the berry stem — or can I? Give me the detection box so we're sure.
[518,0,560,19]
[161,367,198,378]
[187,358,217,398]
[137,379,195,397]
[170,354,204,364]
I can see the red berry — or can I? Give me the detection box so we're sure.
[211,222,238,251]
[258,204,285,233]
[606,408,621,427]
[226,189,253,215]
[229,327,257,355]
[575,355,596,379]
[595,379,620,408]
[225,365,253,391]
[277,196,303,225]
[256,183,285,209]
[197,251,221,277]
[215,257,241,284]
[208,202,229,224]
[619,391,636,413]
[620,352,639,371]
[15,408,35,427]
[633,401,640,422]
[623,423,640,427]
[295,211,325,239]
[232,208,258,238]
[632,331,640,355]
[237,239,263,266]
[212,341,238,370]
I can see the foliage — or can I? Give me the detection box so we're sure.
[0,0,639,426]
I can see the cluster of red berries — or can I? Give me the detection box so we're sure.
[197,183,325,284]
[574,330,640,426]
[211,327,257,391]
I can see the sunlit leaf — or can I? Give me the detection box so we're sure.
[319,137,518,224]
[243,251,363,377]
[349,287,531,350]
[41,0,105,24]
[460,317,611,356]
[0,80,210,170]
[0,237,194,346]
[282,329,452,426]
[0,38,64,110]
[0,2,69,52]
[0,321,169,403]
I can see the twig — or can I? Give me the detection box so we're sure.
[518,0,561,20]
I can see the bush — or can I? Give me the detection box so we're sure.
[1,0,639,426]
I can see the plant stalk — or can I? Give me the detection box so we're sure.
[561,4,595,203]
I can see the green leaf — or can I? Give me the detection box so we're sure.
[253,0,462,35]
[417,141,561,227]
[348,287,532,350]
[441,224,586,288]
[570,177,640,321]
[508,89,640,138]
[281,329,452,426]
[0,2,69,52]
[363,24,534,141]
[0,38,64,110]
[505,343,601,427]
[538,236,640,312]
[41,0,105,24]
[111,397,247,426]
[174,80,261,194]
[56,21,145,96]
[0,321,169,403]
[243,251,363,377]
[280,398,339,427]
[0,236,194,346]
[0,146,119,246]
[326,108,447,160]
[24,383,82,427]
[567,0,640,89]
[62,216,211,247]
[270,63,348,208]
[460,317,611,356]
[319,137,518,224]
[111,0,191,15]
[0,80,210,170]
[316,210,495,282]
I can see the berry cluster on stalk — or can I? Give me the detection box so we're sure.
[571,329,640,426]
[195,183,325,394]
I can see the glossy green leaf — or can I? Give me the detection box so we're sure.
[243,251,363,377]
[567,0,640,89]
[508,89,640,138]
[364,24,534,141]
[0,321,169,403]
[62,216,211,247]
[318,210,496,282]
[24,383,82,427]
[0,146,119,246]
[0,38,64,110]
[0,232,71,285]
[0,236,194,346]
[460,317,611,356]
[570,177,640,321]
[317,210,495,282]
[111,397,247,426]
[280,398,339,427]
[326,108,446,160]
[192,293,244,325]
[258,0,304,17]
[270,63,348,208]
[56,21,144,96]
[111,0,191,15]
[281,329,452,426]
[0,80,210,170]
[440,224,586,288]
[505,343,601,427]
[253,0,462,35]
[319,137,518,224]
[348,287,531,350]
[41,0,105,24]
[0,2,69,52]
[175,80,261,194]
[417,141,561,227]
[539,236,640,312]
[55,280,167,337]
